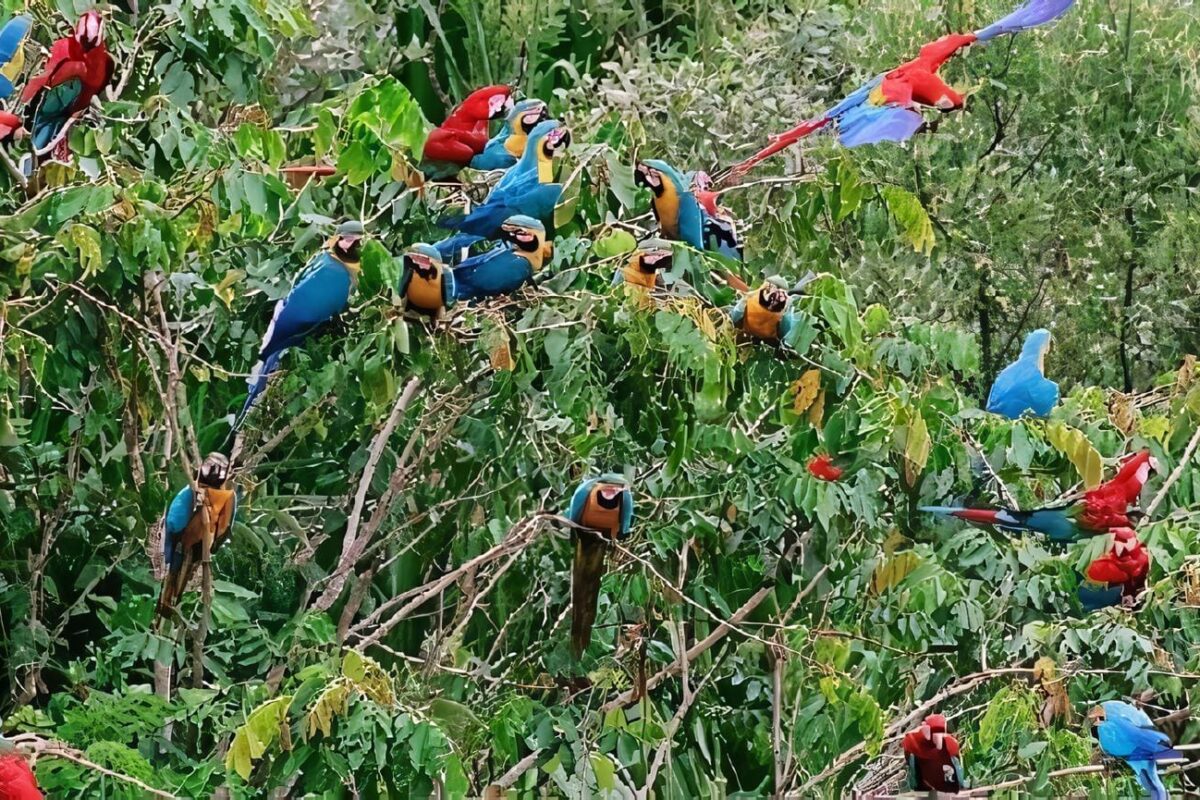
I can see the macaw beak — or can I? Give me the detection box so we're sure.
[1113,539,1128,556]
[489,94,513,119]
[76,11,103,48]
[692,171,713,192]
[501,225,540,251]
[921,724,931,741]
[521,106,549,132]
[634,163,662,191]
[1148,456,1161,473]
[335,234,363,260]
[598,486,623,502]
[640,249,671,269]
[406,253,436,277]
[932,732,945,750]
[542,126,571,156]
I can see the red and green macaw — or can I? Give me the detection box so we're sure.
[1078,527,1149,612]
[725,0,1076,180]
[566,474,634,658]
[21,10,113,159]
[419,84,513,180]
[158,453,237,618]
[902,714,966,794]
[922,450,1158,543]
[0,735,41,800]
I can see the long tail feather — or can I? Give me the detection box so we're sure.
[724,117,830,182]
[434,233,481,264]
[975,0,1075,42]
[233,350,281,432]
[571,534,608,659]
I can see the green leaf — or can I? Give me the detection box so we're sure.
[880,185,935,255]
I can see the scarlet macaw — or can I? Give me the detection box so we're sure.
[1077,527,1149,612]
[922,450,1158,543]
[987,328,1059,419]
[434,119,571,262]
[21,10,113,158]
[729,277,797,343]
[0,735,41,800]
[612,240,673,290]
[399,243,456,320]
[419,85,513,180]
[451,215,550,301]
[470,98,548,171]
[566,474,634,658]
[1090,701,1182,800]
[234,222,364,430]
[725,0,1076,179]
[0,15,32,101]
[158,453,237,617]
[807,454,844,482]
[902,714,966,794]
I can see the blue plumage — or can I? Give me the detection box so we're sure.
[0,15,32,100]
[986,328,1059,419]
[235,248,359,429]
[636,159,705,250]
[1077,579,1123,612]
[567,475,634,537]
[470,99,548,171]
[1094,701,1182,800]
[976,0,1076,42]
[163,485,197,570]
[451,215,548,301]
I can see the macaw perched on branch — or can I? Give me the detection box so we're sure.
[1091,701,1183,800]
[987,328,1059,419]
[902,714,967,794]
[1078,527,1149,612]
[724,0,1076,180]
[566,474,634,658]
[452,215,550,301]
[612,240,673,290]
[0,15,32,101]
[234,222,364,431]
[922,450,1158,543]
[399,243,456,320]
[419,85,513,180]
[729,277,797,343]
[434,119,571,262]
[634,159,704,250]
[158,453,237,618]
[21,10,114,158]
[0,735,41,800]
[470,98,548,172]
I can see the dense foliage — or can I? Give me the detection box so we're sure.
[1,0,1197,797]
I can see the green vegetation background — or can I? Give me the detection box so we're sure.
[1,0,1197,796]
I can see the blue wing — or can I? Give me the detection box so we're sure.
[452,246,532,301]
[611,267,624,286]
[470,136,517,171]
[618,488,634,538]
[826,75,884,120]
[677,192,705,250]
[0,15,32,101]
[441,268,457,308]
[975,0,1075,42]
[728,298,747,327]
[778,310,795,343]
[836,103,926,148]
[30,77,83,152]
[1078,579,1122,612]
[163,485,196,569]
[567,478,599,523]
[433,233,483,264]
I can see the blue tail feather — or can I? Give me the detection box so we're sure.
[975,0,1075,42]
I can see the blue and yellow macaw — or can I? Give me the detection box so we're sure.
[729,277,796,343]
[399,243,456,320]
[1091,701,1182,800]
[158,453,238,617]
[986,328,1059,419]
[470,99,549,171]
[0,15,32,101]
[726,0,1076,178]
[612,239,672,290]
[566,474,634,658]
[635,159,705,250]
[452,215,550,301]
[234,222,364,430]
[435,119,571,261]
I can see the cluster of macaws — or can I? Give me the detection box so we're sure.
[905,701,1184,798]
[0,11,114,164]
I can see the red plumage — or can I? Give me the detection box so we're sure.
[21,13,113,113]
[0,111,22,142]
[1079,450,1156,531]
[807,455,843,482]
[0,753,43,800]
[879,33,978,109]
[1085,527,1149,599]
[902,714,964,793]
[420,85,512,169]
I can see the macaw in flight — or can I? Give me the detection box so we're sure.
[434,119,571,262]
[0,15,32,143]
[612,239,673,290]
[987,328,1059,419]
[399,243,456,320]
[922,450,1158,543]
[470,98,548,171]
[725,0,1076,180]
[419,84,513,180]
[158,453,238,618]
[566,474,634,658]
[234,222,364,430]
[0,734,41,800]
[902,713,966,794]
[452,215,550,301]
[1078,527,1149,612]
[729,277,797,343]
[1091,701,1183,800]
[21,10,114,159]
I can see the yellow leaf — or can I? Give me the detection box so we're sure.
[1108,392,1136,435]
[213,269,245,309]
[225,695,292,780]
[490,340,514,371]
[1175,354,1196,394]
[1046,423,1103,489]
[791,370,821,415]
[903,413,930,487]
[871,550,921,594]
[808,389,826,427]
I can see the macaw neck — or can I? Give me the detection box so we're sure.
[329,253,362,281]
[653,180,682,236]
[514,247,546,272]
[536,150,555,183]
[505,129,527,159]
